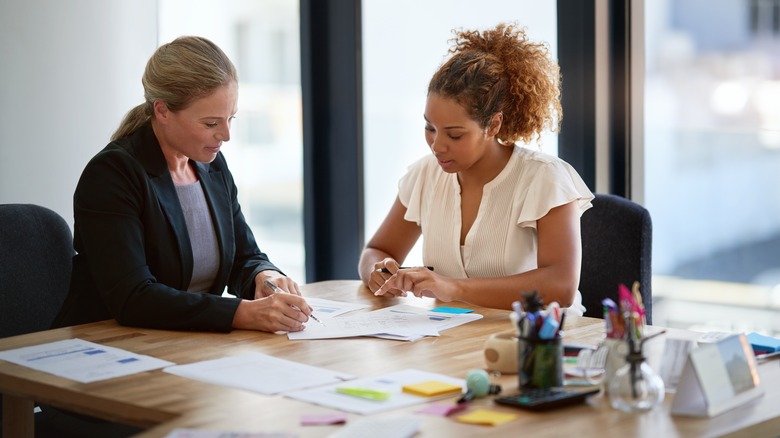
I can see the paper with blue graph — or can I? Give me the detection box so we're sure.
[0,338,173,383]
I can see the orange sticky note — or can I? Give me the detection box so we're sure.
[401,380,462,397]
[456,409,518,426]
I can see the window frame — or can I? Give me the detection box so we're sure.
[300,0,638,280]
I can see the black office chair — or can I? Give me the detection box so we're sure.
[579,194,653,324]
[0,203,73,339]
[0,204,146,437]
[0,204,74,438]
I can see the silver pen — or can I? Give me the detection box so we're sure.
[263,280,324,325]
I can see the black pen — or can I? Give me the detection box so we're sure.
[263,280,324,325]
[376,266,434,274]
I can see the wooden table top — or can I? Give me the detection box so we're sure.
[1,280,779,437]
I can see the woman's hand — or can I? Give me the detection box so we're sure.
[233,270,313,332]
[232,293,312,333]
[367,258,403,296]
[374,267,461,302]
[253,270,301,299]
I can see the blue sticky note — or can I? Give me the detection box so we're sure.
[746,332,780,353]
[431,306,474,314]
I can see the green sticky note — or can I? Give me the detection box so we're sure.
[336,387,392,401]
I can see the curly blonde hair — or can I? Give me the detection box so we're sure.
[428,23,562,145]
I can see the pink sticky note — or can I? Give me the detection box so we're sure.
[300,413,348,426]
[416,402,469,416]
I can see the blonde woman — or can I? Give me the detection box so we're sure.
[54,36,313,334]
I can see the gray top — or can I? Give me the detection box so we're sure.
[175,181,220,293]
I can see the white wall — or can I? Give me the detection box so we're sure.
[0,0,158,227]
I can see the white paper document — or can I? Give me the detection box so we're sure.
[0,338,174,383]
[305,297,370,319]
[285,368,466,415]
[371,305,483,341]
[288,310,439,340]
[328,416,421,438]
[163,352,355,395]
[288,304,482,341]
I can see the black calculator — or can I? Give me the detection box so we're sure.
[494,387,600,411]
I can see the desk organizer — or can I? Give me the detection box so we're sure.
[484,332,518,374]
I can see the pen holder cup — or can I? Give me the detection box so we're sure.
[517,335,563,389]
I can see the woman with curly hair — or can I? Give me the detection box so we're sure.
[359,23,593,314]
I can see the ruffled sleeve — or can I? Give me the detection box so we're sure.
[516,155,594,228]
[398,155,433,226]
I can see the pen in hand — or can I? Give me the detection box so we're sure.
[375,266,434,274]
[263,280,324,325]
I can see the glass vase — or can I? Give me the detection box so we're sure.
[608,348,665,413]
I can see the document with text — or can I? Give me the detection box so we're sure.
[304,296,371,319]
[0,338,174,383]
[163,352,355,395]
[288,304,483,341]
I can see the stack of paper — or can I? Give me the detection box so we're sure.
[288,303,482,341]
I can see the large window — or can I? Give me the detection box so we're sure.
[159,0,305,282]
[644,0,780,335]
[362,1,558,265]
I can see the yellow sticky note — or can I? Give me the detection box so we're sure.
[402,380,463,397]
[456,409,518,426]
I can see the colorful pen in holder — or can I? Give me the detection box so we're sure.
[517,335,563,389]
[513,290,564,389]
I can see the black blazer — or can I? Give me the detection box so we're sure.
[53,122,281,332]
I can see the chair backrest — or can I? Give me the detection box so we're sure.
[0,204,74,338]
[579,194,653,324]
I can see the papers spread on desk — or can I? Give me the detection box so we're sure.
[287,304,483,341]
[305,296,371,319]
[0,338,174,383]
[285,368,466,415]
[163,352,355,395]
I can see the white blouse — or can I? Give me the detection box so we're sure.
[398,145,594,314]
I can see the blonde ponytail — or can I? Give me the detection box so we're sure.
[111,102,152,141]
